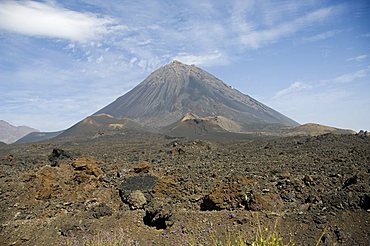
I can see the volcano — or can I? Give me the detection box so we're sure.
[96,60,298,131]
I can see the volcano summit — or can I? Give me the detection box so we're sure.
[96,61,298,132]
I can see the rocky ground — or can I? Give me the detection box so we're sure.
[0,132,369,245]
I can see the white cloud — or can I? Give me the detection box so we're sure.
[96,56,104,64]
[274,81,312,98]
[240,7,337,49]
[274,66,370,98]
[331,66,370,83]
[0,1,118,42]
[302,30,341,43]
[173,51,228,66]
[230,0,256,34]
[346,54,368,62]
[259,1,317,27]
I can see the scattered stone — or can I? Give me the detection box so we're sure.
[201,195,222,211]
[59,222,80,237]
[342,175,358,188]
[21,235,31,241]
[143,198,174,229]
[321,233,331,245]
[119,175,158,205]
[357,130,368,137]
[167,148,185,155]
[89,203,113,219]
[200,177,251,211]
[127,190,147,209]
[133,161,151,173]
[334,227,345,243]
[313,215,327,225]
[152,176,181,200]
[303,175,314,186]
[48,148,72,166]
[6,154,13,162]
[237,218,248,225]
[360,194,370,210]
[305,194,320,204]
[280,191,294,202]
[247,193,284,211]
[72,157,104,178]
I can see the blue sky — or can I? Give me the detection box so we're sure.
[0,0,369,131]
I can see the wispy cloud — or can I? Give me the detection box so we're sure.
[274,81,313,98]
[347,54,368,62]
[274,66,370,98]
[240,7,338,49]
[302,30,341,43]
[268,66,370,130]
[0,1,121,42]
[173,51,228,66]
[330,66,370,83]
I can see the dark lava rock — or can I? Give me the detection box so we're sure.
[48,148,73,166]
[201,195,222,211]
[360,194,370,210]
[59,222,81,237]
[89,203,112,219]
[334,227,345,243]
[322,190,368,210]
[357,130,368,137]
[119,175,158,204]
[143,198,174,229]
[313,215,327,224]
[303,175,314,186]
[342,175,358,189]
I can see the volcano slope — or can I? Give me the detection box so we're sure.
[95,60,298,131]
[0,132,369,245]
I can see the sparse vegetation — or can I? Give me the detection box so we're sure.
[251,228,294,246]
[62,229,136,246]
[62,221,296,246]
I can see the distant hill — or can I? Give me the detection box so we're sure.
[15,114,149,143]
[0,120,39,144]
[55,114,150,140]
[96,60,298,131]
[16,130,64,144]
[283,123,355,136]
[163,113,241,137]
